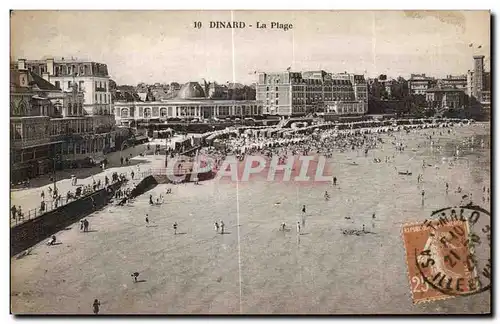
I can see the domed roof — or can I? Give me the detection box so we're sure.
[176,82,206,99]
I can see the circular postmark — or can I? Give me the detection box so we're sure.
[415,205,491,297]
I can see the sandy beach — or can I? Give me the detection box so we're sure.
[10,123,490,314]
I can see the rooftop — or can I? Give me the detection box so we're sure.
[10,68,62,92]
[176,82,206,99]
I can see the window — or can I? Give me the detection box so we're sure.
[266,86,269,91]
[275,87,278,91]
[79,81,84,91]
[68,81,71,89]
[160,108,167,117]
[275,99,279,105]
[95,81,98,90]
[276,93,279,98]
[95,94,98,102]
[55,81,61,89]
[144,108,152,118]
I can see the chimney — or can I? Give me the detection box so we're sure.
[42,72,50,81]
[18,58,26,70]
[46,58,54,76]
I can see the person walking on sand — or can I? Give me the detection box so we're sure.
[173,222,178,235]
[446,182,449,195]
[145,214,149,225]
[11,205,17,220]
[214,221,219,233]
[220,220,225,234]
[296,221,301,235]
[93,299,100,315]
[421,190,425,206]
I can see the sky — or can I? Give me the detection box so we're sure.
[10,10,491,85]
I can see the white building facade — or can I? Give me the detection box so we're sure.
[16,58,113,118]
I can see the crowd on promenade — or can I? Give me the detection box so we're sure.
[10,171,129,225]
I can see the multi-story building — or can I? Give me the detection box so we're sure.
[10,66,126,183]
[408,74,437,95]
[466,55,491,113]
[439,75,468,91]
[114,82,263,126]
[426,86,467,110]
[255,70,368,116]
[15,58,113,118]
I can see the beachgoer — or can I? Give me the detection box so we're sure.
[220,220,225,234]
[93,299,100,315]
[11,205,17,220]
[48,235,56,245]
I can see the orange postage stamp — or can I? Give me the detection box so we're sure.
[402,218,476,304]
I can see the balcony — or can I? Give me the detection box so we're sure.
[11,137,51,150]
[10,116,51,149]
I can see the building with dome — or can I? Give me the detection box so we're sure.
[114,81,263,126]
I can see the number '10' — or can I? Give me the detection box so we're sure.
[194,21,202,29]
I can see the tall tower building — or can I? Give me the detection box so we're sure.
[473,55,485,100]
